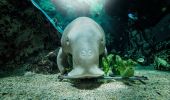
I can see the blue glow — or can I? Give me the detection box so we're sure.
[31,0,63,34]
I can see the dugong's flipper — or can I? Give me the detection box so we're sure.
[57,48,67,74]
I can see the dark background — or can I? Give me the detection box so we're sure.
[0,0,170,73]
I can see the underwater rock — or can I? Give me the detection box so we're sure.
[57,17,106,78]
[25,50,59,74]
[152,14,170,43]
[46,49,59,63]
[0,0,60,71]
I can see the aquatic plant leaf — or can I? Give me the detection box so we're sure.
[102,57,110,75]
[104,54,137,77]
[120,67,134,78]
[102,54,114,76]
[154,56,170,69]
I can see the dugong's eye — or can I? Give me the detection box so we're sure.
[101,38,104,44]
[66,37,69,45]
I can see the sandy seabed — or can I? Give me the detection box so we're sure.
[0,66,170,100]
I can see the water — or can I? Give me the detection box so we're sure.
[0,0,170,99]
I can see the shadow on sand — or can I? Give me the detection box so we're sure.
[70,78,103,90]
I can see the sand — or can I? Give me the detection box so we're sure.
[0,66,170,100]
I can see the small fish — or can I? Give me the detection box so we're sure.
[137,58,144,63]
[161,7,167,12]
[128,13,138,20]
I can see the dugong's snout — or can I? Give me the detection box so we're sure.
[68,47,104,78]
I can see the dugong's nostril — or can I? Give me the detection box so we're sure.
[81,50,86,56]
[80,48,93,56]
[88,49,92,56]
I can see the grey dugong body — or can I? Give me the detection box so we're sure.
[57,17,106,78]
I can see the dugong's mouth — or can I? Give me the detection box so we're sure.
[67,66,104,78]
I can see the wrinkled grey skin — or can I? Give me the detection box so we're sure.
[57,17,107,78]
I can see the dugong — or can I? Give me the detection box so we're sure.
[57,17,106,78]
